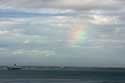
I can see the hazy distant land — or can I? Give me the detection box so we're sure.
[0,66,125,71]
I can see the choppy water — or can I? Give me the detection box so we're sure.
[0,70,125,83]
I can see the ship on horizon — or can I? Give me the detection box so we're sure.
[7,64,22,70]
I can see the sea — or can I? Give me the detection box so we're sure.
[0,67,125,83]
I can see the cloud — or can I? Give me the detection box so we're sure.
[0,0,125,66]
[0,18,27,25]
[0,30,9,35]
[88,15,118,25]
[0,7,76,18]
[13,49,56,56]
[0,0,123,10]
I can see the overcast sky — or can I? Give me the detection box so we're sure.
[0,0,125,67]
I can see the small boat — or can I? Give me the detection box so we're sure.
[7,64,22,70]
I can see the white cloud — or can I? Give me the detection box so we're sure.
[13,49,56,56]
[0,18,28,25]
[0,30,9,35]
[89,15,118,25]
[23,40,30,44]
[0,0,123,10]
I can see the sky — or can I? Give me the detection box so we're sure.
[0,0,125,67]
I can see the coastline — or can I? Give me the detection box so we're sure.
[0,66,125,71]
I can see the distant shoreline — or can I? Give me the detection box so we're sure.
[0,66,125,71]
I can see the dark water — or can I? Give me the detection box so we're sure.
[0,70,125,83]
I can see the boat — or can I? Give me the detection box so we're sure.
[7,64,22,70]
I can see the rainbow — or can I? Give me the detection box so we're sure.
[68,24,88,47]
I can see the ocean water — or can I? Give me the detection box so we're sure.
[0,70,125,83]
[1,79,125,83]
